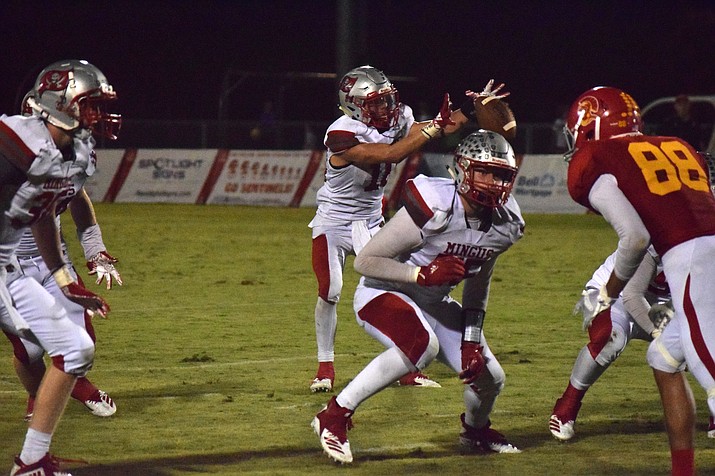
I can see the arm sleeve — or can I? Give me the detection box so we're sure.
[588,174,650,282]
[461,256,497,311]
[620,252,657,334]
[353,207,424,283]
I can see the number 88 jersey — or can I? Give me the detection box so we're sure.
[567,133,715,255]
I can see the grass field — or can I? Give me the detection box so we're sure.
[1,204,713,475]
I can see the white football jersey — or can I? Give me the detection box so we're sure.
[0,115,96,266]
[311,104,415,226]
[363,175,525,305]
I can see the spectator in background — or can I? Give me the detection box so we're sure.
[659,95,706,151]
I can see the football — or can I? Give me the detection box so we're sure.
[473,96,517,142]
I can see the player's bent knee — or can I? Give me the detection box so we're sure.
[52,335,96,377]
[646,338,685,373]
[595,326,627,366]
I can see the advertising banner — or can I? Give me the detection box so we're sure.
[205,149,315,206]
[512,154,586,214]
[112,149,217,203]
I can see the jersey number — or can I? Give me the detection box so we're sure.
[628,141,710,196]
[364,163,392,191]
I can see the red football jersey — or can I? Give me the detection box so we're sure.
[568,134,715,255]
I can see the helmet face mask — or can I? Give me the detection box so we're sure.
[564,86,641,161]
[454,130,518,208]
[27,59,122,140]
[338,65,400,129]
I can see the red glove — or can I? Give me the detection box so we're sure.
[61,282,111,318]
[434,93,456,128]
[459,341,486,384]
[420,93,457,139]
[416,255,465,287]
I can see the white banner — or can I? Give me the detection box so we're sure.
[206,150,313,206]
[114,149,216,203]
[512,154,587,214]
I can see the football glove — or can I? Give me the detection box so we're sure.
[416,255,465,287]
[421,93,456,139]
[87,251,123,290]
[466,79,511,105]
[573,287,614,331]
[459,341,486,384]
[649,300,674,338]
[53,265,110,318]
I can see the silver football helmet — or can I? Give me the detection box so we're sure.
[453,130,518,208]
[26,59,121,139]
[338,65,400,129]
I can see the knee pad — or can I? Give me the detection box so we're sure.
[469,361,506,399]
[593,325,627,367]
[646,337,685,373]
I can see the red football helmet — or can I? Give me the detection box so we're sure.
[563,86,642,160]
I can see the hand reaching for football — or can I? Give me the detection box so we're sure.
[464,79,517,141]
[466,79,510,104]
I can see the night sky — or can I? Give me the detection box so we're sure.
[2,0,713,124]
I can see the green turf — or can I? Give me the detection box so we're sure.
[1,205,713,475]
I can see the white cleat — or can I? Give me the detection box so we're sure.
[549,414,575,441]
[708,416,715,439]
[397,372,441,387]
[312,397,354,464]
[310,377,333,393]
[84,390,117,417]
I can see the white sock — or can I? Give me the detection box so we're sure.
[19,428,52,464]
[337,346,413,410]
[315,298,337,362]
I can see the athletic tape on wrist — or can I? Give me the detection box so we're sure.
[52,266,74,288]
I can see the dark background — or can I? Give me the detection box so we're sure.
[2,0,714,125]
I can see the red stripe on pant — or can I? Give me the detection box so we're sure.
[312,234,331,302]
[357,292,430,365]
[683,275,715,379]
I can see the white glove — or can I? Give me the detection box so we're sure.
[87,251,123,290]
[649,300,674,338]
[573,287,615,331]
[466,79,511,105]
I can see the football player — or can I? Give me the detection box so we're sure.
[308,65,511,392]
[312,130,524,463]
[549,247,715,441]
[0,59,119,476]
[3,92,122,423]
[564,86,715,476]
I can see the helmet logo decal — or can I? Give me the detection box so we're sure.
[577,96,599,127]
[37,70,70,95]
[339,76,357,103]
